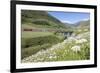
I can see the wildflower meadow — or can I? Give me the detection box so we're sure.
[21,10,90,63]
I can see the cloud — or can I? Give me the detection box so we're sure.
[81,18,89,21]
[61,20,73,24]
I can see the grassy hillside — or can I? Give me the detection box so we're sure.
[75,20,90,28]
[74,20,90,35]
[21,10,69,29]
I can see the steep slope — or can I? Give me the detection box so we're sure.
[75,20,90,28]
[78,20,90,29]
[63,22,75,29]
[21,10,68,29]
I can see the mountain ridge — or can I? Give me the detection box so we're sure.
[21,10,69,29]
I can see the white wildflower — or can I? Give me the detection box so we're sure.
[76,39,87,44]
[53,43,63,49]
[49,55,53,59]
[50,47,55,51]
[67,37,77,42]
[76,36,82,39]
[71,45,81,52]
[37,51,42,55]
[63,39,67,44]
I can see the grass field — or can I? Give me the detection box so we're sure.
[22,31,53,38]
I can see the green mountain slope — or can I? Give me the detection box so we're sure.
[21,10,68,29]
[76,20,90,29]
